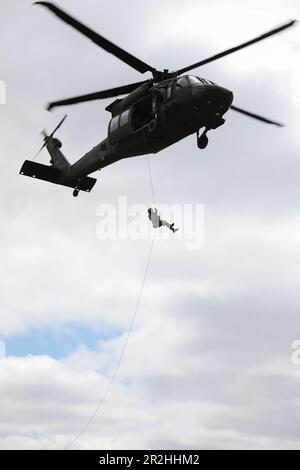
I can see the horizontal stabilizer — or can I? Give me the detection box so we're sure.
[20,160,97,192]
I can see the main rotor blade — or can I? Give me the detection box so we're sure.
[47,80,148,111]
[34,2,156,74]
[176,20,296,74]
[230,105,284,127]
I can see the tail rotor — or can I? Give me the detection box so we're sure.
[33,115,67,160]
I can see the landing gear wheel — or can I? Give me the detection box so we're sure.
[73,189,79,197]
[197,133,209,149]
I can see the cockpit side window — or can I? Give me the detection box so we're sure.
[175,77,189,89]
[119,109,130,127]
[109,115,119,132]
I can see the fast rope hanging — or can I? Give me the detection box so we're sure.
[64,146,156,450]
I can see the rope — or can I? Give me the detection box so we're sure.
[146,156,156,207]
[64,153,156,450]
[144,127,156,207]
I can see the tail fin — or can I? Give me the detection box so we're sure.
[41,115,70,170]
[46,137,70,170]
[21,116,97,194]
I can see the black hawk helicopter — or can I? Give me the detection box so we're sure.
[20,2,296,197]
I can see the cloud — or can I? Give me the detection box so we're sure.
[1,329,300,450]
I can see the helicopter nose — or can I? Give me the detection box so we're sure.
[202,85,233,111]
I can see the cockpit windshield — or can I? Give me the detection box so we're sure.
[188,75,216,85]
[188,76,201,84]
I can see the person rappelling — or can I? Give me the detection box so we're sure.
[148,208,179,233]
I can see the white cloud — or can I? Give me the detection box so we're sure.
[1,336,300,449]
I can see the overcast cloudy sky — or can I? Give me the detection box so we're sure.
[0,0,300,450]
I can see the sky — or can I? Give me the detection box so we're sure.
[0,0,300,450]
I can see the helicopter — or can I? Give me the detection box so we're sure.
[20,2,296,197]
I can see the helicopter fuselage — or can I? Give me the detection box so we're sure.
[63,75,233,184]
